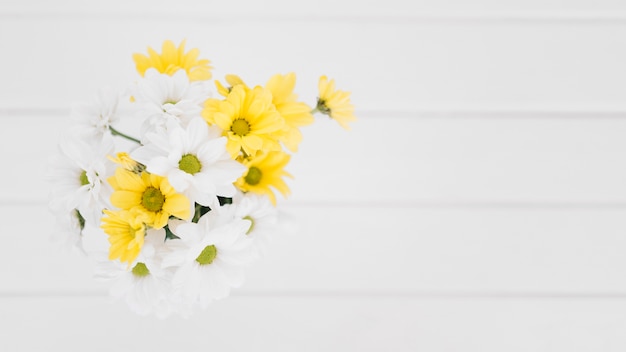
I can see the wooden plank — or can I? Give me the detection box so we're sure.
[8,114,626,203]
[3,0,626,15]
[1,295,625,351]
[4,203,626,292]
[2,19,626,111]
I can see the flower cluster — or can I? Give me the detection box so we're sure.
[47,40,355,317]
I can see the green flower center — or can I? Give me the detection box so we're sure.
[131,262,150,277]
[142,187,165,212]
[179,154,202,175]
[231,119,251,136]
[79,170,89,186]
[244,215,255,235]
[196,245,217,265]
[244,167,262,186]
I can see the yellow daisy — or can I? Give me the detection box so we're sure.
[235,151,292,205]
[101,209,150,265]
[215,74,248,97]
[202,85,284,158]
[108,168,191,229]
[316,75,356,130]
[213,73,313,152]
[265,73,314,152]
[132,40,212,81]
[107,152,144,173]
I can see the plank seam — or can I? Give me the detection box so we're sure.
[5,107,626,120]
[12,199,626,210]
[5,11,626,24]
[3,290,626,300]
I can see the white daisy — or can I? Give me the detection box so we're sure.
[94,228,175,318]
[162,211,255,309]
[48,207,86,254]
[47,135,114,224]
[70,86,120,143]
[131,117,246,209]
[224,192,278,257]
[131,69,210,139]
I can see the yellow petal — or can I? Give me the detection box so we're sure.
[111,191,142,210]
[161,40,178,67]
[163,194,191,220]
[113,168,145,192]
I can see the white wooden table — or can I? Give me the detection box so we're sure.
[1,1,626,350]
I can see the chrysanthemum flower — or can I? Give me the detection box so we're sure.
[162,211,255,309]
[108,152,145,173]
[131,70,210,138]
[215,74,248,97]
[202,85,284,158]
[101,208,150,264]
[108,168,191,229]
[214,73,313,152]
[266,73,314,152]
[94,229,176,318]
[131,118,246,208]
[70,87,120,143]
[316,75,356,130]
[133,40,212,81]
[223,192,278,256]
[235,151,292,205]
[47,136,114,223]
[49,208,86,253]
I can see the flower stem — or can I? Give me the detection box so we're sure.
[109,126,141,144]
[164,225,179,240]
[192,203,203,223]
[310,107,320,115]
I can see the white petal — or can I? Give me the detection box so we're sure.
[186,118,209,150]
[148,156,175,175]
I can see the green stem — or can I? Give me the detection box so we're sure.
[109,126,141,144]
[192,203,202,223]
[164,225,179,240]
[240,148,250,159]
[310,107,320,115]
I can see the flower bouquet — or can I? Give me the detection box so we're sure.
[47,40,355,317]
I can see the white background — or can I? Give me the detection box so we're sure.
[1,0,626,350]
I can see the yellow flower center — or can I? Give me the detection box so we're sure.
[244,215,255,235]
[244,167,262,186]
[131,262,150,277]
[231,119,251,136]
[196,245,217,265]
[142,187,165,212]
[179,154,202,175]
[79,170,89,186]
